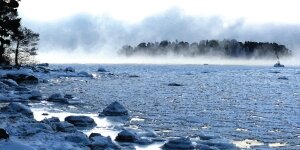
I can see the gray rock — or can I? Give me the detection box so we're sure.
[65,67,75,72]
[65,115,96,127]
[97,68,107,72]
[0,102,33,118]
[29,90,42,100]
[65,132,90,146]
[89,134,120,150]
[162,137,195,150]
[78,71,92,77]
[101,101,128,116]
[55,121,76,132]
[47,93,69,104]
[115,130,139,142]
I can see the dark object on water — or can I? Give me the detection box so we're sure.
[115,130,139,142]
[168,83,183,86]
[0,128,9,139]
[162,137,195,150]
[274,61,284,67]
[101,101,129,116]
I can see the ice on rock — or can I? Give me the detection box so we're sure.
[0,102,33,118]
[0,128,9,139]
[100,101,129,116]
[64,115,96,127]
[65,67,75,72]
[115,129,139,142]
[47,93,69,104]
[162,137,195,150]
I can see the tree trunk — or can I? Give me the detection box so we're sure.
[15,40,19,66]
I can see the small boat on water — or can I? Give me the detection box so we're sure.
[273,52,284,67]
[274,61,284,67]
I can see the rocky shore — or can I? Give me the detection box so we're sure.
[0,65,238,150]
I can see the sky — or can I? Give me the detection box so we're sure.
[18,0,300,64]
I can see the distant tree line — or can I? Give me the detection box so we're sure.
[119,39,291,58]
[0,0,39,66]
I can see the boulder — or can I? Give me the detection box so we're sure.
[0,102,33,118]
[101,101,128,116]
[89,134,120,150]
[0,128,9,139]
[162,137,195,150]
[115,130,139,142]
[78,71,92,77]
[278,76,288,80]
[5,74,38,84]
[65,67,75,72]
[65,116,96,127]
[47,93,69,104]
[65,132,90,146]
[55,121,76,132]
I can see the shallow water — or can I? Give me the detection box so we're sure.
[31,64,300,149]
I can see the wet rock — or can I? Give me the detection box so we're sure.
[47,93,69,104]
[5,73,38,84]
[162,137,195,150]
[97,68,107,72]
[136,138,153,145]
[65,67,75,72]
[42,113,49,116]
[0,128,9,139]
[115,130,139,142]
[0,102,33,118]
[41,117,60,123]
[65,131,90,146]
[198,140,238,150]
[101,101,128,116]
[89,133,102,139]
[168,83,183,86]
[22,75,39,84]
[64,94,74,99]
[2,79,18,87]
[64,116,96,127]
[89,134,120,150]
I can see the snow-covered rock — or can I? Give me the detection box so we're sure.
[0,141,34,150]
[89,134,121,150]
[47,93,69,104]
[0,102,33,118]
[0,128,9,139]
[100,101,129,116]
[55,121,76,132]
[65,67,75,72]
[7,122,53,136]
[64,115,96,127]
[162,137,195,150]
[115,129,139,142]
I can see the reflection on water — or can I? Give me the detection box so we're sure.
[232,139,264,148]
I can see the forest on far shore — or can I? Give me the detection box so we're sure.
[119,39,291,58]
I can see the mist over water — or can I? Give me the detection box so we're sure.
[23,9,300,65]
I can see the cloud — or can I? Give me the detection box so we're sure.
[22,8,300,54]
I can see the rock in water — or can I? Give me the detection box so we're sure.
[65,67,75,72]
[167,83,183,86]
[47,93,69,104]
[0,128,9,139]
[101,101,128,116]
[0,102,33,118]
[97,68,107,72]
[162,137,195,150]
[115,130,139,142]
[89,133,120,150]
[65,116,96,127]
